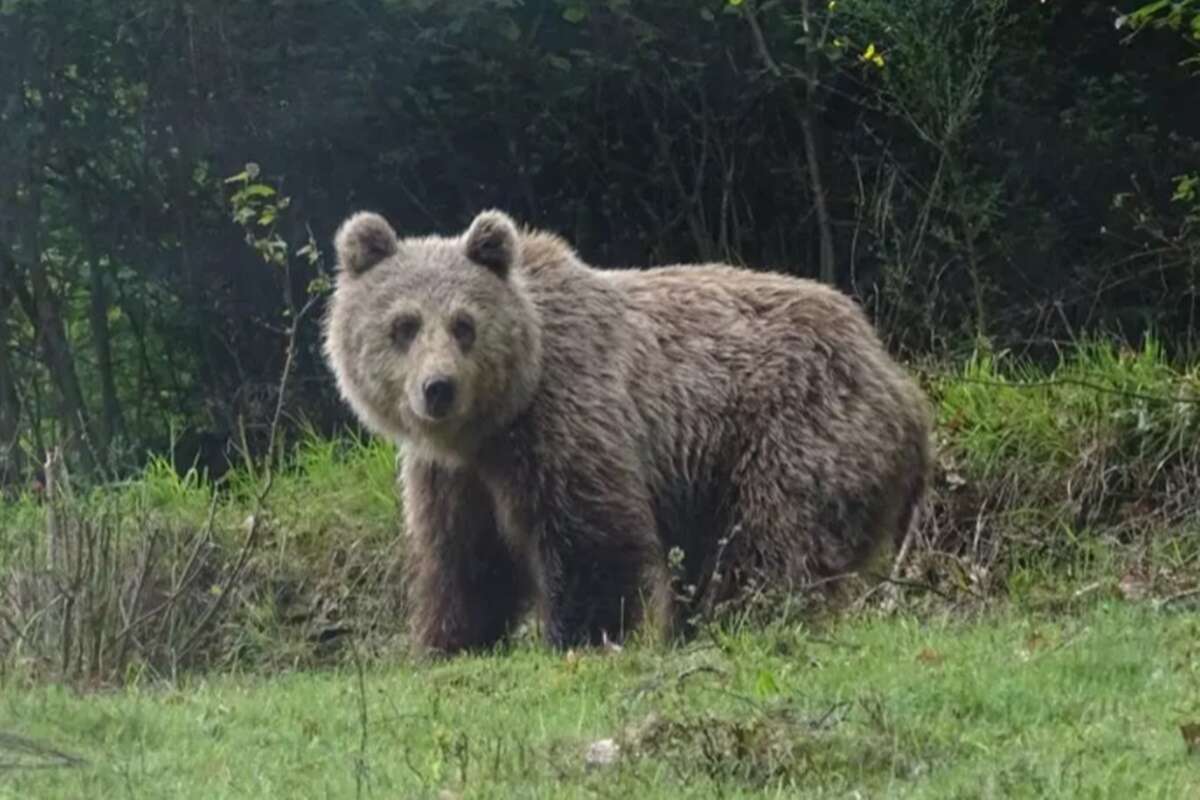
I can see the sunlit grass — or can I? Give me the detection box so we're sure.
[3,599,1198,798]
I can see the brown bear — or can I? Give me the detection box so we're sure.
[322,209,931,655]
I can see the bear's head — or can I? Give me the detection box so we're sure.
[322,209,543,462]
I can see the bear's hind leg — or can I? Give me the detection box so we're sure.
[711,424,896,608]
[402,458,529,656]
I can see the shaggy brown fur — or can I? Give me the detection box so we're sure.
[322,209,932,654]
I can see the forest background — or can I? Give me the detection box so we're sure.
[2,0,1198,485]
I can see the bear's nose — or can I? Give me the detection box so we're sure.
[422,377,456,419]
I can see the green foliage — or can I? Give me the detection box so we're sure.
[1116,0,1200,335]
[3,0,1200,483]
[831,0,1008,344]
[1127,0,1200,49]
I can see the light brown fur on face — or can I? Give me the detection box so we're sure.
[322,209,932,655]
[323,211,542,465]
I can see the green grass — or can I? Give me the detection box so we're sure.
[934,337,1200,480]
[0,429,400,572]
[227,428,401,556]
[923,339,1200,576]
[0,431,402,681]
[3,599,1199,798]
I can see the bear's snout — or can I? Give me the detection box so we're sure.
[422,376,457,419]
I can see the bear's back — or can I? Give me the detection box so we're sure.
[513,249,925,509]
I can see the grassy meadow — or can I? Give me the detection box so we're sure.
[4,599,1199,798]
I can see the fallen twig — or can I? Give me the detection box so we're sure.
[0,731,87,771]
[1156,586,1200,610]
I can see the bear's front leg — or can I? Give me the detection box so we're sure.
[402,457,529,656]
[534,472,663,650]
[539,541,659,649]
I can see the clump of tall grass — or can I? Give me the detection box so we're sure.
[923,337,1200,586]
[0,430,402,685]
[245,426,400,555]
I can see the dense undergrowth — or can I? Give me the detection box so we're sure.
[923,339,1200,594]
[1,342,1198,686]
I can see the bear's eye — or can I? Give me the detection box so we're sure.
[451,314,476,350]
[390,315,421,348]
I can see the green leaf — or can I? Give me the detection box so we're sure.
[700,7,714,21]
[753,668,779,697]
[297,242,321,267]
[243,184,276,198]
[1129,0,1170,24]
[1171,174,1198,203]
[563,5,587,23]
[307,276,332,296]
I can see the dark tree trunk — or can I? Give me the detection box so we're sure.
[799,108,837,285]
[24,185,97,472]
[85,226,124,456]
[2,5,96,472]
[0,280,25,485]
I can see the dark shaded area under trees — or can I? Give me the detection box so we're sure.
[1,0,1197,485]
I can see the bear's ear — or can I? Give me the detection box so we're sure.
[334,212,399,275]
[463,210,520,278]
